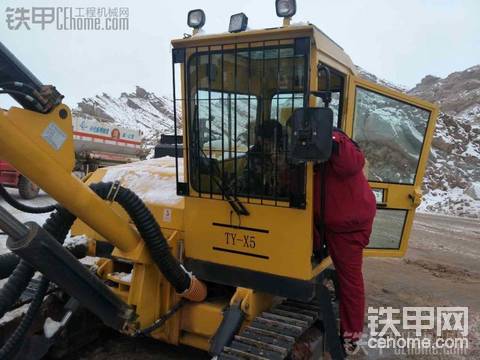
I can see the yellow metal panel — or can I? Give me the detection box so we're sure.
[311,25,357,76]
[128,263,162,328]
[2,106,75,171]
[184,196,314,280]
[230,288,274,321]
[180,300,225,338]
[179,333,211,351]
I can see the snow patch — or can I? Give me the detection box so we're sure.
[102,157,183,206]
[111,271,132,282]
[64,234,90,248]
[418,187,480,217]
[0,304,28,326]
[465,182,480,200]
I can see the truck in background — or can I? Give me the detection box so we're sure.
[0,160,40,199]
[0,118,145,199]
[153,134,183,158]
[73,118,145,176]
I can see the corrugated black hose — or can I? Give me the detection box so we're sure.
[0,277,50,359]
[90,182,191,293]
[0,184,56,282]
[0,184,56,214]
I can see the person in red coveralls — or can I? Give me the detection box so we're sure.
[313,128,377,352]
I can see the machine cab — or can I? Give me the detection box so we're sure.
[170,23,437,295]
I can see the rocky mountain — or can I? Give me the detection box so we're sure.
[356,66,407,92]
[72,66,480,218]
[409,66,479,218]
[358,65,480,218]
[72,86,181,151]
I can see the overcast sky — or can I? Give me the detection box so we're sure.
[1,0,479,107]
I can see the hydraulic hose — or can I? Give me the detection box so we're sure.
[0,261,34,318]
[90,182,206,300]
[0,184,56,214]
[0,253,19,280]
[0,207,75,358]
[0,277,49,360]
[0,207,75,319]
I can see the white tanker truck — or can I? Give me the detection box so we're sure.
[72,118,145,176]
[1,118,144,199]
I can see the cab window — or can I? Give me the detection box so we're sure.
[352,87,430,184]
[187,41,309,204]
[270,63,345,128]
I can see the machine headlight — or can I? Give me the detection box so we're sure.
[187,9,206,29]
[275,0,297,18]
[229,13,248,33]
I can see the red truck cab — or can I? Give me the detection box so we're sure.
[0,160,39,199]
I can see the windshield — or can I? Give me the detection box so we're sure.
[187,40,309,205]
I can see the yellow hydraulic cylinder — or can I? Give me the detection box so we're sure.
[0,105,140,252]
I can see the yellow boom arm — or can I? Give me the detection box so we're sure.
[0,105,140,252]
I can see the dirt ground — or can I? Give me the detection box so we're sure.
[0,191,478,359]
[360,213,480,359]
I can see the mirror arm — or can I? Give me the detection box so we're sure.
[315,64,333,107]
[317,64,331,91]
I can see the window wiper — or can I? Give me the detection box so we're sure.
[198,149,249,216]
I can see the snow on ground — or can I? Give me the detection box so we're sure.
[417,186,480,218]
[467,182,480,199]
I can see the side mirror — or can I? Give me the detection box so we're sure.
[288,107,333,163]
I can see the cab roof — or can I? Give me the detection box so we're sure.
[171,23,357,76]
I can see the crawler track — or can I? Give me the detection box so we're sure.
[219,300,326,360]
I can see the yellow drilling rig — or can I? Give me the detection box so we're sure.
[0,1,437,359]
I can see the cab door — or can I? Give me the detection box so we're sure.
[344,76,438,257]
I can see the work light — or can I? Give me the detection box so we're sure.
[187,9,206,29]
[275,0,297,18]
[229,13,248,33]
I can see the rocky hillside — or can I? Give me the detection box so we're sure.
[408,66,480,218]
[358,65,480,218]
[72,86,181,151]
